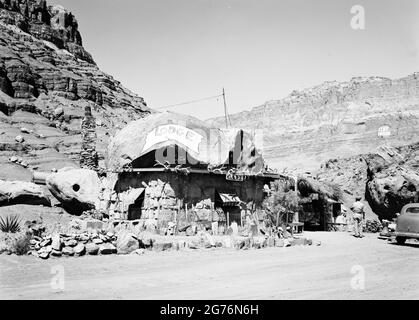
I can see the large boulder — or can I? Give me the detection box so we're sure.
[46,168,100,215]
[62,247,74,256]
[365,144,419,220]
[51,234,62,251]
[73,243,86,256]
[86,243,99,255]
[116,231,139,254]
[99,243,117,255]
[0,180,51,207]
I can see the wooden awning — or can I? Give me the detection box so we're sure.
[218,193,241,206]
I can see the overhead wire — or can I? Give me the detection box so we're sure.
[155,94,223,110]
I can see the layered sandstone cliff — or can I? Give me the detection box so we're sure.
[0,0,151,179]
[209,74,419,171]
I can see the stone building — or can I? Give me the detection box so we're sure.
[105,112,280,232]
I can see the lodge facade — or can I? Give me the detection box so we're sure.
[105,112,279,232]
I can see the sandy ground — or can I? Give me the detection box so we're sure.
[0,231,418,300]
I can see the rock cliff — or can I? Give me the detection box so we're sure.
[316,142,419,221]
[209,74,419,171]
[364,143,419,220]
[0,0,93,64]
[0,0,151,179]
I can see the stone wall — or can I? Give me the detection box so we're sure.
[117,172,267,205]
[110,171,272,232]
[140,178,179,228]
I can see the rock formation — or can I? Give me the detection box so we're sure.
[317,142,419,221]
[365,143,419,220]
[46,167,100,215]
[116,230,139,254]
[0,0,93,64]
[0,0,151,178]
[208,74,419,171]
[0,179,50,206]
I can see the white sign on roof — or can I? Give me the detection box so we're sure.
[142,124,203,154]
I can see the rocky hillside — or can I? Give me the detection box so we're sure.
[209,74,419,171]
[0,0,151,180]
[364,143,419,220]
[316,142,419,221]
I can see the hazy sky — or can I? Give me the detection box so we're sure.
[56,0,419,120]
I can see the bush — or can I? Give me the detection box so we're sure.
[82,209,107,221]
[12,234,31,256]
[263,189,298,226]
[364,220,382,233]
[0,215,21,233]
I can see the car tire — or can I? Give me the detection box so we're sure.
[396,236,406,245]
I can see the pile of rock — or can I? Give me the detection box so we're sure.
[139,232,319,253]
[29,231,118,259]
[26,228,319,259]
[226,235,317,250]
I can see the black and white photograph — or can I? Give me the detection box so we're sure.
[0,0,418,305]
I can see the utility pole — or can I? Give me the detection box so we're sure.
[223,87,229,129]
[293,174,299,223]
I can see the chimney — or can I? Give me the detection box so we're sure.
[80,106,98,170]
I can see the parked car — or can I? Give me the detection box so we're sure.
[395,203,419,245]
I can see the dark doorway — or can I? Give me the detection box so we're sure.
[332,203,341,219]
[128,192,144,220]
[302,200,325,231]
[215,191,243,226]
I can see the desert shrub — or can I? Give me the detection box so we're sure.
[12,233,31,256]
[0,215,21,233]
[82,209,107,221]
[24,218,45,237]
[364,220,382,233]
[92,211,104,221]
[263,189,298,226]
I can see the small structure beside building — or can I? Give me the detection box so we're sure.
[296,177,343,231]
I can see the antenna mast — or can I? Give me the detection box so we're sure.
[223,87,230,129]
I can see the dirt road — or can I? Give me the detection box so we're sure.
[1,232,418,300]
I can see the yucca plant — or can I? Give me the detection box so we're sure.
[0,214,21,233]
